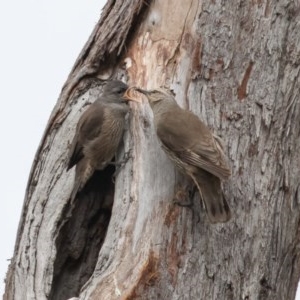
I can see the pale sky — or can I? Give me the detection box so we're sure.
[0,1,299,299]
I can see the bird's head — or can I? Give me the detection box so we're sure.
[103,80,128,99]
[133,88,175,108]
[103,80,140,104]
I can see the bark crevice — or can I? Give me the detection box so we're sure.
[49,166,115,300]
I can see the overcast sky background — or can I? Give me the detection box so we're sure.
[0,1,299,299]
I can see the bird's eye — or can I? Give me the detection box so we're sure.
[116,88,124,95]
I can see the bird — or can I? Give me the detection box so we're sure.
[66,80,138,201]
[134,87,231,223]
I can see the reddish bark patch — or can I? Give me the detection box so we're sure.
[167,232,180,286]
[191,39,202,79]
[123,251,160,299]
[164,205,181,227]
[157,44,170,65]
[237,61,254,101]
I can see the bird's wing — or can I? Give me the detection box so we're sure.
[67,132,83,170]
[67,103,104,170]
[156,110,231,180]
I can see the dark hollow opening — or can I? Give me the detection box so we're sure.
[49,164,115,300]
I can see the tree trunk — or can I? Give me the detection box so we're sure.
[4,0,300,299]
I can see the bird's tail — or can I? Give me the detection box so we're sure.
[71,159,94,202]
[190,170,231,223]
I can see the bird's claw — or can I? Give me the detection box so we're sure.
[173,187,202,223]
[112,149,133,179]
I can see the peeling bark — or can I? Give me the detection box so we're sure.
[4,0,300,300]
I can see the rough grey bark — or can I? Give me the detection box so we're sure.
[4,0,300,300]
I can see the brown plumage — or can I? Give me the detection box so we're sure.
[67,80,137,201]
[135,88,231,223]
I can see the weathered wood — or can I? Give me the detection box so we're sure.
[4,0,300,299]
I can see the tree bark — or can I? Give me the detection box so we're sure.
[4,0,300,299]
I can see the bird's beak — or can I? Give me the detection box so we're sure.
[134,87,149,95]
[123,87,142,102]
